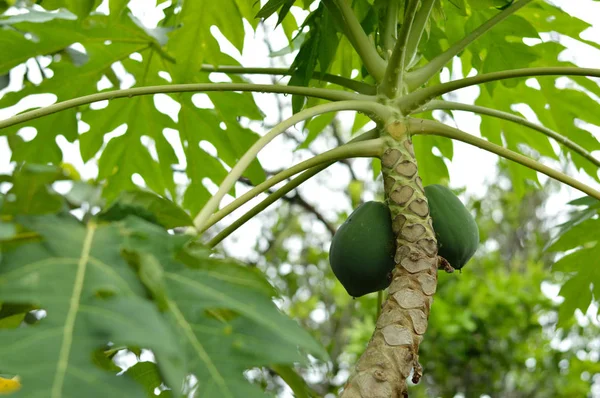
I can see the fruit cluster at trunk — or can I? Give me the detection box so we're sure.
[329,185,479,297]
[328,201,396,297]
[424,184,479,270]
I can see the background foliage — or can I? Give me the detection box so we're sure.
[0,0,600,396]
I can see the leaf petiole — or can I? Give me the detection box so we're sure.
[206,137,385,246]
[204,128,379,245]
[408,118,600,200]
[192,101,390,232]
[413,100,600,168]
[398,67,600,114]
[0,83,373,131]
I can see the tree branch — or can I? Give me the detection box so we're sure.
[413,100,600,168]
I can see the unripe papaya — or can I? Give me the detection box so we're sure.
[329,201,395,297]
[424,184,479,270]
[329,186,479,297]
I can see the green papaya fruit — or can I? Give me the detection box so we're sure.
[329,185,479,297]
[424,184,479,270]
[329,201,395,297]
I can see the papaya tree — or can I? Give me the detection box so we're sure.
[0,0,599,397]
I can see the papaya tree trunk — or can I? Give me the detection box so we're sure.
[340,120,439,398]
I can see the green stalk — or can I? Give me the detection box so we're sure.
[204,128,379,244]
[0,83,372,131]
[322,0,386,81]
[415,100,600,168]
[404,0,436,72]
[405,0,534,90]
[379,0,420,98]
[192,101,390,231]
[408,118,600,200]
[199,65,377,95]
[206,138,385,245]
[382,0,399,56]
[398,67,600,114]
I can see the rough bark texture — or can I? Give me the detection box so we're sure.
[340,120,438,398]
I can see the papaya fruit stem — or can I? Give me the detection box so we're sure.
[437,256,454,273]
[408,118,600,200]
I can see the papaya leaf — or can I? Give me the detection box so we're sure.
[256,0,295,25]
[568,196,600,207]
[124,361,173,398]
[79,51,179,202]
[0,164,68,216]
[289,5,340,113]
[521,2,600,52]
[0,214,187,397]
[98,190,192,229]
[547,219,600,253]
[119,217,328,397]
[109,0,130,20]
[165,0,246,82]
[0,222,16,240]
[0,312,25,328]
[0,16,156,165]
[413,136,450,186]
[177,96,232,215]
[298,113,335,150]
[556,273,595,329]
[0,303,35,329]
[0,8,77,24]
[78,51,265,207]
[411,111,451,186]
[0,207,323,396]
[0,15,152,77]
[546,198,600,327]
